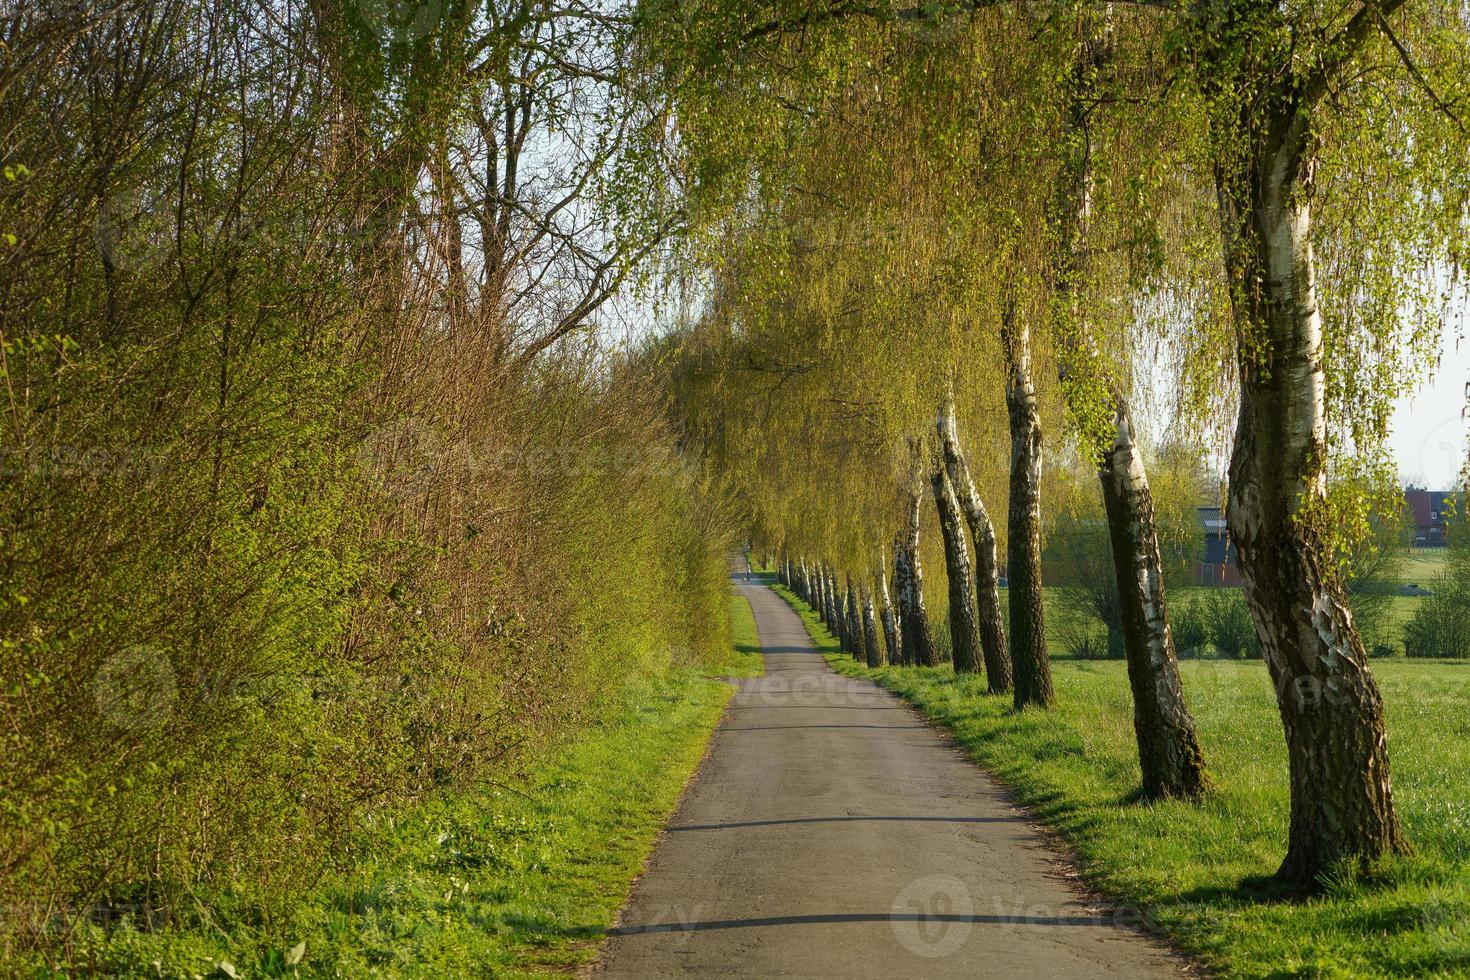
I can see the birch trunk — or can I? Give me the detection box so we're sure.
[833,571,848,649]
[938,401,1012,692]
[1098,403,1210,800]
[1003,303,1053,707]
[931,459,982,674]
[895,464,940,668]
[861,586,883,667]
[829,567,840,637]
[846,578,862,659]
[1215,111,1406,881]
[880,546,900,666]
[829,567,840,631]
[1048,28,1208,800]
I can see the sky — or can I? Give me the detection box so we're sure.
[1390,319,1470,490]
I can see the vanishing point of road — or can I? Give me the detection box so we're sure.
[596,570,1190,979]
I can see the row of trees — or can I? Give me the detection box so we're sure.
[0,0,729,965]
[652,0,1469,885]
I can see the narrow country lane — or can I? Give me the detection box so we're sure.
[595,573,1189,979]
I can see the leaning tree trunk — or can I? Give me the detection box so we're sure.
[938,401,1012,692]
[931,458,982,674]
[1097,402,1210,800]
[879,546,900,666]
[861,586,883,667]
[827,566,842,633]
[1046,27,1207,800]
[1214,119,1406,883]
[840,575,852,652]
[895,463,940,667]
[825,566,840,632]
[1003,302,1053,708]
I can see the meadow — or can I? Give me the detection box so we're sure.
[774,580,1470,978]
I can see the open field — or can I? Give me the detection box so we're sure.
[1399,549,1456,586]
[774,581,1470,979]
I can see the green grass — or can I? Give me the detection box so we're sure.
[772,583,1470,979]
[724,587,765,678]
[43,619,760,978]
[1398,549,1453,586]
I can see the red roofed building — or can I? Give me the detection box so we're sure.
[1404,489,1458,547]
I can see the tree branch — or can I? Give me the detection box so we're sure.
[1300,0,1415,110]
[740,0,1178,42]
[1372,7,1466,130]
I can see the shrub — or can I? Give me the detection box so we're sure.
[1171,598,1211,658]
[1198,589,1262,659]
[0,3,732,963]
[1403,581,1470,659]
[1168,590,1260,659]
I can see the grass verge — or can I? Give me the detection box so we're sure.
[724,587,765,679]
[770,582,1470,979]
[40,603,759,979]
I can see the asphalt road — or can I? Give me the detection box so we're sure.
[596,574,1188,979]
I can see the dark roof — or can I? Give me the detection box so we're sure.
[1198,505,1227,534]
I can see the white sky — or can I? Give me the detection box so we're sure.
[1390,317,1470,490]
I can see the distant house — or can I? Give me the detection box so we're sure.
[1195,491,1459,586]
[1405,489,1458,547]
[1196,506,1240,586]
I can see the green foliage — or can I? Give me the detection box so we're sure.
[1405,515,1470,660]
[0,0,730,967]
[1171,590,1261,660]
[17,664,736,977]
[1404,586,1470,660]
